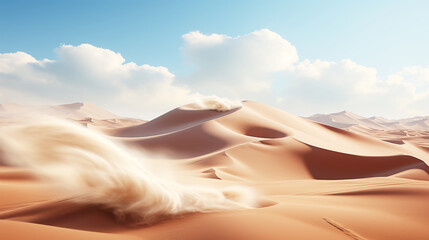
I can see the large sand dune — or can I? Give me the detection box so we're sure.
[0,101,428,240]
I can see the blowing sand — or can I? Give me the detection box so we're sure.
[0,101,428,240]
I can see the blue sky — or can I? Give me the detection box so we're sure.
[1,0,429,118]
[2,0,428,76]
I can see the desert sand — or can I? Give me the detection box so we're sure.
[308,111,429,152]
[0,101,428,240]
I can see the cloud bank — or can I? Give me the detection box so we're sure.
[0,44,193,119]
[1,29,428,118]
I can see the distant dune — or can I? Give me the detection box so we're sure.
[0,102,118,119]
[308,110,429,130]
[0,102,145,128]
[0,101,428,240]
[308,110,429,151]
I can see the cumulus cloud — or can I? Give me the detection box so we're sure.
[181,29,298,97]
[280,59,429,118]
[0,44,195,119]
[280,59,382,115]
[180,29,429,118]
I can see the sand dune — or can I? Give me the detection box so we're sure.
[0,102,145,128]
[308,110,429,131]
[0,101,428,240]
[308,110,429,152]
[0,102,118,119]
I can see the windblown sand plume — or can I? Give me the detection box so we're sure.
[0,119,255,224]
[187,95,242,112]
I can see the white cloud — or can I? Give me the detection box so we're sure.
[279,59,381,115]
[280,59,429,118]
[292,59,379,93]
[382,66,429,117]
[181,29,429,118]
[1,29,429,119]
[0,44,195,119]
[181,29,298,97]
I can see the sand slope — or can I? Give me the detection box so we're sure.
[308,110,429,152]
[0,102,145,128]
[1,101,428,240]
[308,110,429,131]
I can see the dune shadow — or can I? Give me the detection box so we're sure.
[301,144,429,180]
[244,126,287,139]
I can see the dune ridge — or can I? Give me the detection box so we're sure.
[307,110,429,151]
[308,110,429,131]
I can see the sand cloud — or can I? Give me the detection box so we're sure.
[0,119,255,224]
[187,95,242,112]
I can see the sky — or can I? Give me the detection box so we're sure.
[1,0,429,119]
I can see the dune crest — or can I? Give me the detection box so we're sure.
[307,110,429,150]
[183,95,242,112]
[0,119,255,224]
